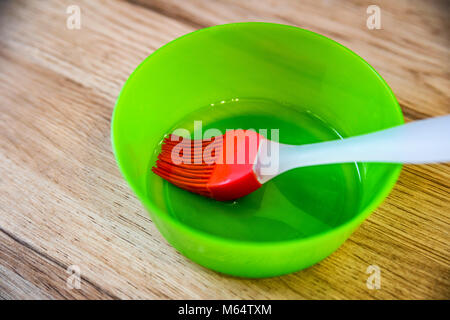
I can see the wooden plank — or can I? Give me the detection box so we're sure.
[0,0,448,299]
[0,227,115,299]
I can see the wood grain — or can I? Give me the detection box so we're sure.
[0,0,448,299]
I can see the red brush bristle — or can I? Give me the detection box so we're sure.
[152,131,264,201]
[152,134,220,198]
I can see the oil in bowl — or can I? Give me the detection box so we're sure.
[147,98,363,242]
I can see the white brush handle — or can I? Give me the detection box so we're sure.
[257,115,450,183]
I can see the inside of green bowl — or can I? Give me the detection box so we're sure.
[112,23,403,242]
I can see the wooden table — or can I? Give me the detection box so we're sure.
[0,0,448,299]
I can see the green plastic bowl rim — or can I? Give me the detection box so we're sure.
[111,22,403,249]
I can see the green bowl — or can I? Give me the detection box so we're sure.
[111,22,403,278]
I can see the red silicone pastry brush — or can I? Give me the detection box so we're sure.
[153,130,264,201]
[152,116,450,201]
